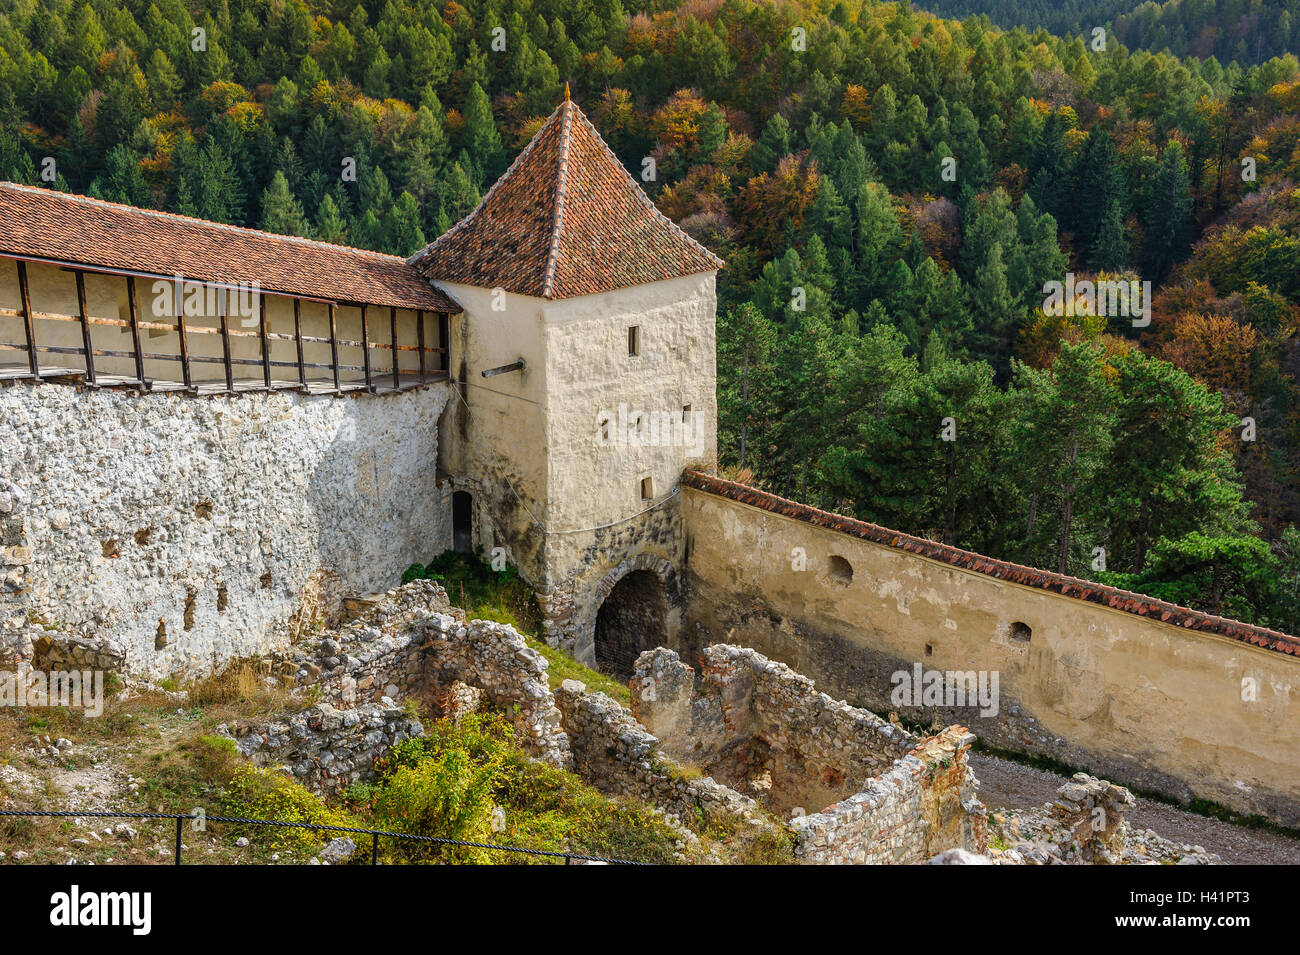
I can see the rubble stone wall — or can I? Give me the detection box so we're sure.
[632,645,918,815]
[229,699,423,795]
[790,727,986,864]
[0,379,453,679]
[554,678,760,829]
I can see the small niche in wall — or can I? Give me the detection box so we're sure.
[640,476,654,500]
[155,619,167,650]
[216,583,228,614]
[101,539,119,558]
[1009,621,1032,643]
[826,554,853,585]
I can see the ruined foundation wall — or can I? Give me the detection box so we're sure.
[554,678,759,829]
[230,700,424,795]
[791,728,985,865]
[632,645,916,814]
[681,484,1300,826]
[0,380,453,678]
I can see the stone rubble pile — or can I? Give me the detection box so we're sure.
[989,773,1221,865]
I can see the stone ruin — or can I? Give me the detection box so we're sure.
[630,645,987,863]
[205,580,1215,865]
[220,581,988,862]
[987,772,1219,865]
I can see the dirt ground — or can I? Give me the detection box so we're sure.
[971,753,1300,865]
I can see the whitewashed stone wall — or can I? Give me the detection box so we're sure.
[0,380,453,678]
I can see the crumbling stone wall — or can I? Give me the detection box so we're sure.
[632,646,918,815]
[227,583,984,863]
[31,632,126,674]
[261,581,570,768]
[554,679,762,831]
[0,379,453,679]
[790,728,985,864]
[227,699,423,795]
[631,645,986,863]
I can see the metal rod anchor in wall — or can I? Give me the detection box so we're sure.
[481,358,525,378]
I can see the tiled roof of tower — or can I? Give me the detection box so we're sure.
[0,182,459,312]
[408,97,724,299]
[682,469,1300,656]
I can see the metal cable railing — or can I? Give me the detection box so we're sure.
[0,809,648,865]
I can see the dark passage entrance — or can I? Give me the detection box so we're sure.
[452,491,473,554]
[594,570,668,681]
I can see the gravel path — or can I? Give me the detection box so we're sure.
[970,753,1300,865]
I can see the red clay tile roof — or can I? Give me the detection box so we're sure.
[682,469,1300,656]
[0,182,459,312]
[409,98,724,299]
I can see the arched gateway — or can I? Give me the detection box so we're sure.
[594,569,670,680]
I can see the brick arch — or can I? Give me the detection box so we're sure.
[572,553,680,671]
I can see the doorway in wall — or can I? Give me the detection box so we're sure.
[594,570,669,680]
[452,491,473,554]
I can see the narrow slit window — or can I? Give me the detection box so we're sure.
[682,403,692,422]
[640,476,653,500]
[628,325,640,356]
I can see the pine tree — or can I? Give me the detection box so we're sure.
[749,113,792,174]
[1141,140,1194,281]
[463,82,502,182]
[1088,198,1129,271]
[716,303,778,471]
[259,171,308,236]
[388,191,427,256]
[313,193,348,244]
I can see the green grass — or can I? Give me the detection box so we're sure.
[343,712,747,864]
[524,636,631,706]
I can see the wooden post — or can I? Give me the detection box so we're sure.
[125,275,145,389]
[328,303,340,392]
[15,260,39,376]
[416,309,426,384]
[259,296,272,390]
[219,291,234,393]
[176,290,192,391]
[360,305,373,392]
[439,313,450,373]
[390,306,400,391]
[293,298,306,389]
[74,269,95,385]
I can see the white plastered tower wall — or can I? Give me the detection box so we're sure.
[432,271,718,663]
[538,271,718,661]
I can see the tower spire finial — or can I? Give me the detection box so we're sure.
[563,81,570,102]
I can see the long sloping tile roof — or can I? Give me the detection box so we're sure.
[409,97,723,299]
[0,182,459,312]
[682,469,1300,657]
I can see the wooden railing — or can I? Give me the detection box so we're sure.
[0,261,452,396]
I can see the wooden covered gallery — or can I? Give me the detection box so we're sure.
[0,181,459,394]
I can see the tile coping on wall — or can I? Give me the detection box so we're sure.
[680,469,1300,656]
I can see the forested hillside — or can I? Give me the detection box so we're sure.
[919,0,1300,66]
[1,0,1298,629]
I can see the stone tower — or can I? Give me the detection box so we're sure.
[409,95,722,670]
